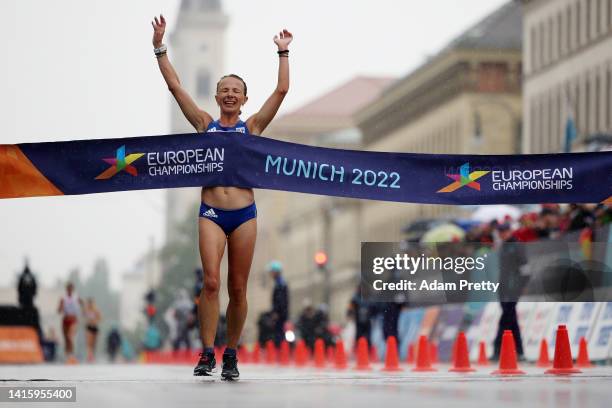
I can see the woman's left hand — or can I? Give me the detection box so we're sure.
[273,29,293,51]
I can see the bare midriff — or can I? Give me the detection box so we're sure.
[201,186,254,210]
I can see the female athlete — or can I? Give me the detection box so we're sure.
[152,14,291,380]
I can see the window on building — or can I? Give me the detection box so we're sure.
[550,92,556,152]
[595,72,600,131]
[586,75,591,135]
[568,5,574,51]
[540,23,546,66]
[196,69,211,98]
[531,27,537,71]
[558,12,563,57]
[605,67,612,132]
[587,0,592,40]
[576,1,581,47]
[538,96,545,152]
[550,91,555,152]
[575,81,581,135]
[556,89,562,151]
[477,63,508,92]
[530,101,537,152]
[596,0,601,36]
[609,0,612,33]
[549,17,554,63]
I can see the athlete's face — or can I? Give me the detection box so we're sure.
[215,77,247,115]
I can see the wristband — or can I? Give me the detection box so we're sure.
[277,49,289,55]
[154,44,168,56]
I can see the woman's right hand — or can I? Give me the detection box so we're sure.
[151,14,166,48]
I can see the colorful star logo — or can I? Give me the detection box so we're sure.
[437,163,490,193]
[95,145,144,180]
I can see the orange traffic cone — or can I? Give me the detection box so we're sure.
[354,337,371,371]
[279,340,291,366]
[477,341,489,366]
[265,340,277,364]
[382,336,403,372]
[406,343,415,364]
[546,325,581,375]
[412,335,436,372]
[335,340,348,369]
[429,341,438,364]
[492,330,525,375]
[449,332,475,372]
[314,338,326,368]
[251,343,261,364]
[536,339,550,368]
[576,337,593,368]
[294,339,308,367]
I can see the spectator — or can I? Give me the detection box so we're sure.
[17,262,37,309]
[41,327,57,362]
[348,286,373,346]
[267,261,289,346]
[17,262,44,347]
[512,213,539,242]
[493,223,526,360]
[594,204,612,227]
[566,204,595,231]
[106,326,121,362]
[296,299,318,350]
[84,297,102,362]
[257,311,276,346]
[171,289,195,351]
[313,303,333,346]
[143,323,162,351]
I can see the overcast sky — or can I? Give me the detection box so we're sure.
[0,0,509,290]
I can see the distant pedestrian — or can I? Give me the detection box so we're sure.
[17,262,37,309]
[84,298,102,362]
[107,326,121,362]
[268,261,289,346]
[57,282,83,363]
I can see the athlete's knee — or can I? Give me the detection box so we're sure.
[228,281,247,302]
[203,276,220,298]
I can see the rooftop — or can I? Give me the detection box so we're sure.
[282,76,395,119]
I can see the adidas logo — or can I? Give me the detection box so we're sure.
[203,208,218,218]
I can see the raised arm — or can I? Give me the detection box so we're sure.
[246,30,293,135]
[152,15,212,132]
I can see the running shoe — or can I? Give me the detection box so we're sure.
[221,353,240,380]
[193,351,216,376]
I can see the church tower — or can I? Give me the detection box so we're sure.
[165,0,228,241]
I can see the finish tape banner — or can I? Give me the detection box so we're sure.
[1,132,611,204]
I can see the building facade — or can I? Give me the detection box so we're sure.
[248,2,524,327]
[522,0,612,153]
[252,77,394,325]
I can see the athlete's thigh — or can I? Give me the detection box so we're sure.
[227,218,257,285]
[198,218,227,281]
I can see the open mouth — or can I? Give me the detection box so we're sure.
[223,99,237,107]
